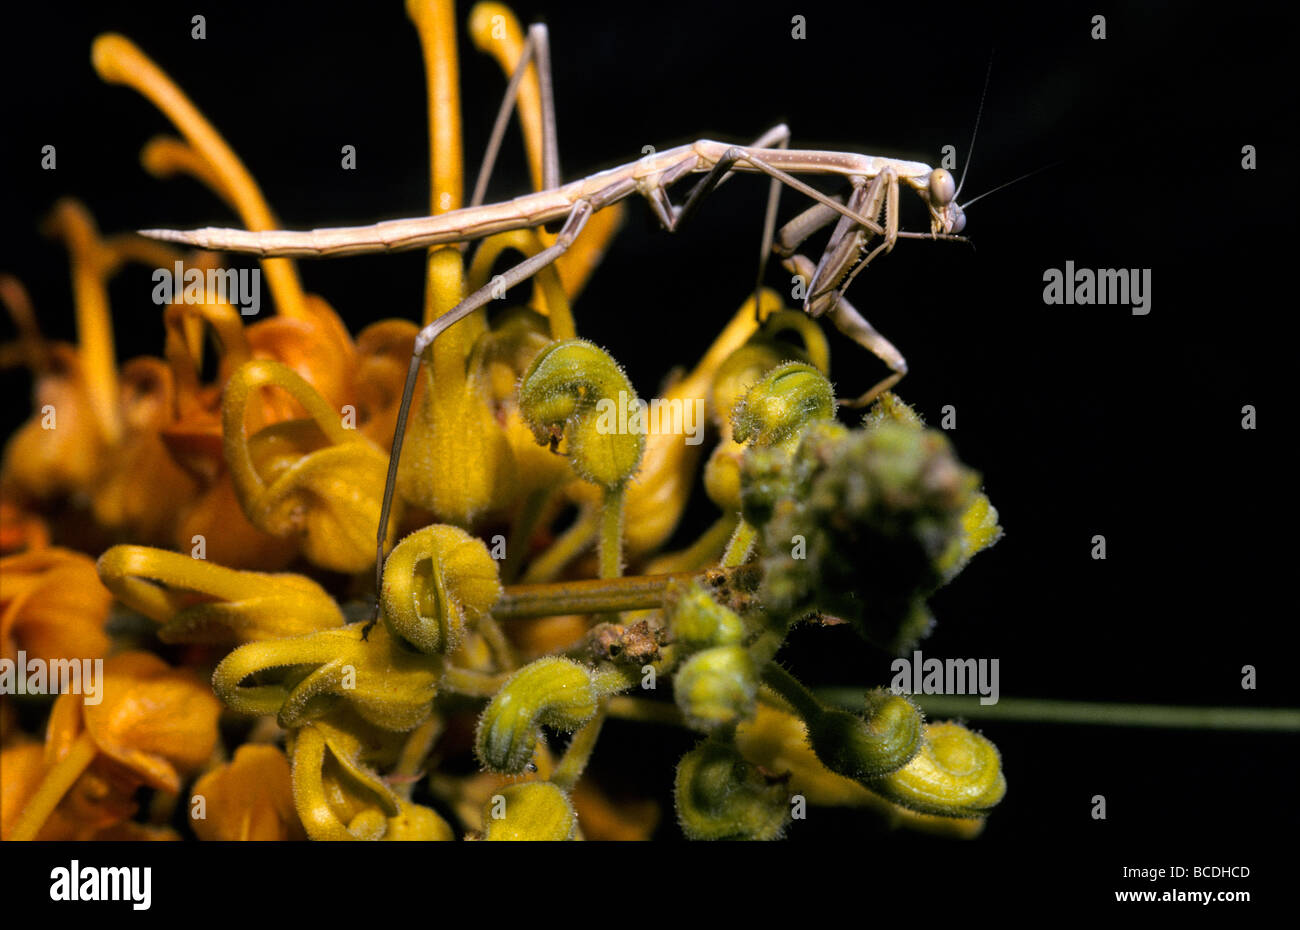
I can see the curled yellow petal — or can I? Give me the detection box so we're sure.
[868,721,1007,818]
[222,359,391,573]
[213,622,440,732]
[381,524,503,654]
[96,544,345,644]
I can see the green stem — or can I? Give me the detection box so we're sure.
[552,703,607,790]
[493,572,698,620]
[721,519,758,567]
[646,513,739,574]
[814,691,1300,731]
[502,488,552,585]
[761,663,826,725]
[520,504,600,584]
[598,484,625,580]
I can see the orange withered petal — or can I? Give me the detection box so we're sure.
[190,743,305,841]
[0,547,111,663]
[80,651,222,793]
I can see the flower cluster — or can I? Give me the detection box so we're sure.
[1,0,1004,841]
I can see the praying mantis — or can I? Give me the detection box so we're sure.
[138,23,981,595]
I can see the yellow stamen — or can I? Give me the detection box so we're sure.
[467,229,574,338]
[41,201,121,445]
[140,135,233,203]
[91,34,308,320]
[5,732,98,841]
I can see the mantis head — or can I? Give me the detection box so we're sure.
[925,168,966,235]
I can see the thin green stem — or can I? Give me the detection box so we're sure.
[502,487,552,584]
[598,484,625,581]
[493,572,698,620]
[814,691,1300,731]
[647,513,739,573]
[761,663,825,724]
[721,519,758,568]
[520,504,600,584]
[552,703,607,790]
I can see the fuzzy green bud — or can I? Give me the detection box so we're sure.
[667,583,746,648]
[675,739,789,840]
[518,339,644,489]
[674,645,758,731]
[475,657,599,773]
[731,361,835,449]
[806,689,923,780]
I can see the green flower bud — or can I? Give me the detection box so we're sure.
[518,339,644,489]
[869,721,1007,817]
[482,782,577,841]
[674,645,757,731]
[667,582,746,648]
[861,390,925,431]
[731,361,835,449]
[710,342,799,432]
[806,689,923,780]
[675,739,789,840]
[475,657,599,773]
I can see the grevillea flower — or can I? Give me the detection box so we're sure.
[0,0,1011,845]
[0,547,111,663]
[3,651,221,841]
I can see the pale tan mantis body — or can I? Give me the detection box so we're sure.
[138,24,975,594]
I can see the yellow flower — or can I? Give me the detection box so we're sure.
[222,359,392,573]
[97,544,345,644]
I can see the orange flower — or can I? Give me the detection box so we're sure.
[3,651,222,841]
[0,547,111,663]
[190,744,305,841]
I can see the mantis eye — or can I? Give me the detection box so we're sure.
[928,168,957,206]
[949,203,966,234]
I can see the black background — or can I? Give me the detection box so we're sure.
[0,0,1293,905]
